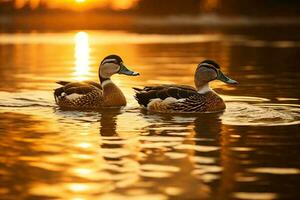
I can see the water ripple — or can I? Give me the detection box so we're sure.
[222,102,300,126]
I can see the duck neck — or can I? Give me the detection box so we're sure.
[100,76,112,87]
[100,75,118,92]
[100,75,126,106]
[197,83,212,94]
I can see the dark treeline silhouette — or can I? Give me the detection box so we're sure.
[135,0,300,16]
[0,0,47,13]
[217,0,300,17]
[135,0,201,15]
[1,0,300,17]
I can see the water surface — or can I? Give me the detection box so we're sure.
[0,27,300,200]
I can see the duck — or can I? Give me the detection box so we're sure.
[54,54,139,110]
[133,60,237,113]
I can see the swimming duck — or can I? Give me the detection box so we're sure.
[134,60,237,113]
[54,55,139,109]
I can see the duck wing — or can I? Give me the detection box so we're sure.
[56,81,101,89]
[133,84,197,107]
[54,81,101,99]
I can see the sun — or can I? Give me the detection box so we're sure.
[75,0,86,3]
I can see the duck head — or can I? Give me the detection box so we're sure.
[194,59,238,93]
[99,55,139,80]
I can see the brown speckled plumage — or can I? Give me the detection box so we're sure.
[168,92,225,112]
[54,81,104,109]
[54,81,127,109]
[134,86,225,113]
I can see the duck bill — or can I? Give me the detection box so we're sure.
[118,63,140,76]
[217,70,238,84]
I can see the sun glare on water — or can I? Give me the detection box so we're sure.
[74,32,90,81]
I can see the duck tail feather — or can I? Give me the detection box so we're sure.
[133,87,143,92]
[56,81,70,86]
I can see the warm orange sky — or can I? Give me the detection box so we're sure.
[15,0,138,10]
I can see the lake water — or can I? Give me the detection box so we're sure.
[0,26,300,200]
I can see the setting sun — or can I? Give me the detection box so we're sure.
[75,0,85,3]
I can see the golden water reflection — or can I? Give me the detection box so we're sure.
[0,29,300,199]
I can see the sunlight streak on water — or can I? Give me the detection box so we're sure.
[73,31,91,81]
[248,167,300,175]
[233,192,278,200]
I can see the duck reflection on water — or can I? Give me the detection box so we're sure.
[97,109,226,199]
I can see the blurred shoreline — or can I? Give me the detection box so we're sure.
[1,12,300,33]
[0,13,135,32]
